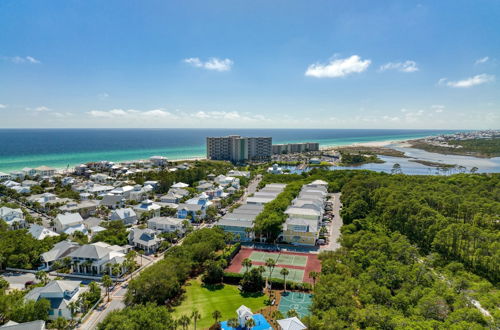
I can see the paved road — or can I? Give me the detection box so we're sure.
[78,178,262,329]
[321,192,343,251]
[79,223,211,329]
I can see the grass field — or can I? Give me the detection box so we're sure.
[249,251,308,267]
[173,278,267,329]
[240,265,305,282]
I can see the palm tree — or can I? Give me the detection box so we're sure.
[245,317,256,329]
[241,258,252,273]
[178,315,191,330]
[35,270,48,285]
[280,268,290,292]
[271,310,284,323]
[211,310,222,326]
[191,308,201,330]
[227,318,239,330]
[102,274,113,302]
[309,271,319,290]
[264,258,276,290]
[68,301,78,323]
[287,309,299,318]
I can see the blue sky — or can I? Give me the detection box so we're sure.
[0,0,499,129]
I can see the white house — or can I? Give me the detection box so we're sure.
[128,228,162,253]
[34,166,56,177]
[133,199,161,219]
[68,242,128,276]
[110,208,138,225]
[267,163,283,174]
[25,281,87,320]
[0,172,10,181]
[148,216,185,234]
[28,224,59,240]
[150,156,168,167]
[277,317,307,330]
[54,212,84,233]
[41,240,79,269]
[0,206,26,229]
[22,168,37,177]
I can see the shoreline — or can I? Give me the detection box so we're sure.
[0,133,459,173]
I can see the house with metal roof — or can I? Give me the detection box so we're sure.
[25,280,86,320]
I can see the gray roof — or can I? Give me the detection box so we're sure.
[25,280,80,308]
[222,213,257,222]
[0,320,46,330]
[68,244,112,260]
[217,219,254,228]
[56,212,84,226]
[112,208,136,219]
[285,218,319,232]
[129,228,161,247]
[41,240,79,262]
[100,195,124,206]
[285,207,321,217]
[148,216,183,226]
[177,203,203,211]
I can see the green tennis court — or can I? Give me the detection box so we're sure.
[249,251,308,267]
[278,291,313,318]
[239,265,305,283]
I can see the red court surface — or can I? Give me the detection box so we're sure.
[226,246,321,284]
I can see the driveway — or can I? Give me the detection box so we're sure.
[320,192,343,251]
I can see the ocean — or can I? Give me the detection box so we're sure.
[0,129,461,172]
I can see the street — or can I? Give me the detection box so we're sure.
[321,192,343,251]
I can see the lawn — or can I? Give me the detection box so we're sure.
[173,278,267,329]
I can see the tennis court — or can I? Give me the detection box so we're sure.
[239,265,305,283]
[226,247,321,284]
[249,251,308,267]
[278,291,313,318]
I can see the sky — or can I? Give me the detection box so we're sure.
[0,0,499,129]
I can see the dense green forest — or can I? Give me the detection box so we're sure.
[305,171,499,329]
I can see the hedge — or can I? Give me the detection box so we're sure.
[222,272,312,291]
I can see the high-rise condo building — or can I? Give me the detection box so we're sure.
[206,135,272,162]
[272,142,320,154]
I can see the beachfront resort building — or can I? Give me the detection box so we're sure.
[272,142,320,154]
[206,135,272,163]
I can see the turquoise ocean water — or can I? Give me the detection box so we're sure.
[0,129,461,172]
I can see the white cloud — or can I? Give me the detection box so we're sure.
[87,108,177,119]
[475,56,489,65]
[2,56,41,64]
[183,57,233,71]
[379,60,419,72]
[98,92,109,99]
[431,105,445,113]
[439,74,495,88]
[34,106,50,112]
[0,104,6,109]
[305,55,371,78]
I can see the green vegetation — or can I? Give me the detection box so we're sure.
[304,171,499,329]
[409,159,457,168]
[173,278,266,329]
[97,303,176,330]
[91,220,129,246]
[124,228,227,306]
[338,151,384,166]
[0,286,51,325]
[0,226,63,270]
[336,146,407,158]
[410,137,500,158]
